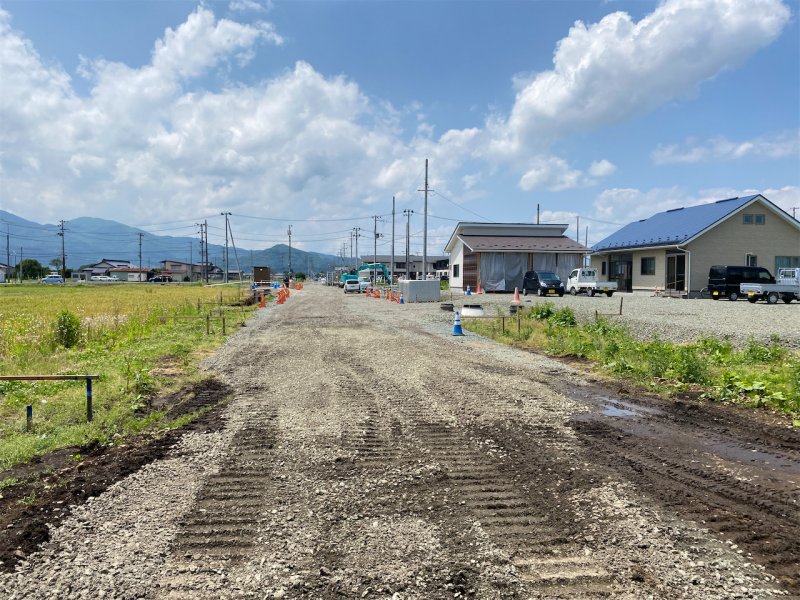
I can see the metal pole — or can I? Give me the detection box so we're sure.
[221,212,231,283]
[403,209,413,280]
[86,377,93,422]
[423,159,428,279]
[287,224,292,274]
[391,196,395,285]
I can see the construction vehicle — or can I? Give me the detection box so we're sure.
[358,263,391,284]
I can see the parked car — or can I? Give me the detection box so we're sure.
[343,279,361,293]
[708,265,774,301]
[41,274,64,284]
[90,275,118,281]
[358,277,371,293]
[740,268,800,304]
[522,270,564,297]
[567,268,617,297]
[148,275,173,283]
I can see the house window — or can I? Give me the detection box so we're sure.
[743,213,765,225]
[776,256,800,270]
[452,264,460,278]
[601,262,606,276]
[640,257,656,276]
[746,254,758,267]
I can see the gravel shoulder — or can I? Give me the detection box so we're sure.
[1,284,798,599]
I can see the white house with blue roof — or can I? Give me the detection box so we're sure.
[590,194,800,297]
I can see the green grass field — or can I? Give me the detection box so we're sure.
[0,283,257,469]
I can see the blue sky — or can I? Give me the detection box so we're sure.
[1,0,798,257]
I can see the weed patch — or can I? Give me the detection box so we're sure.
[463,303,799,418]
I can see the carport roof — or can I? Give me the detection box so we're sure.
[459,235,588,252]
[591,194,794,252]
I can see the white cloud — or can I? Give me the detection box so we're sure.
[490,0,790,160]
[588,159,616,177]
[519,156,616,192]
[229,0,270,14]
[652,131,800,164]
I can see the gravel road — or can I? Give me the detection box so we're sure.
[2,284,798,599]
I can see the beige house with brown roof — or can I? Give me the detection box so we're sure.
[444,222,589,292]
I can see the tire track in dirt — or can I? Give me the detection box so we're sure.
[156,399,279,598]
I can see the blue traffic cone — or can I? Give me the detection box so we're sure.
[399,293,404,304]
[466,285,471,296]
[452,310,464,336]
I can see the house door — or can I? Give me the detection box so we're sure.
[609,255,632,292]
[666,254,685,291]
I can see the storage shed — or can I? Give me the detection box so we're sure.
[444,223,589,292]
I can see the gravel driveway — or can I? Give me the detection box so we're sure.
[440,289,800,348]
[2,284,798,599]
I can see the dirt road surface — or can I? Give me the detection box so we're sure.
[2,284,799,599]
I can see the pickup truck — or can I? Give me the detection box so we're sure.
[740,268,800,304]
[567,268,618,297]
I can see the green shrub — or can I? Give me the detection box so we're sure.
[530,302,555,320]
[548,307,577,328]
[52,310,81,348]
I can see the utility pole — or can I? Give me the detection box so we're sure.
[350,232,354,268]
[6,224,10,277]
[791,207,799,220]
[221,212,231,283]
[195,224,205,283]
[287,224,292,274]
[391,196,395,284]
[403,209,414,280]
[576,216,580,243]
[372,215,383,283]
[418,159,431,279]
[353,226,361,270]
[203,220,208,283]
[58,220,66,279]
[138,233,144,282]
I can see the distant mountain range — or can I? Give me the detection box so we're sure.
[0,211,343,274]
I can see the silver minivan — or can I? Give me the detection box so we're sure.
[41,274,64,284]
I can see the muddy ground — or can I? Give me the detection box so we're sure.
[1,284,798,599]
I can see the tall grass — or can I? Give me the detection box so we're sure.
[0,283,256,469]
[463,302,800,418]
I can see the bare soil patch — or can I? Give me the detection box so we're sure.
[0,378,230,572]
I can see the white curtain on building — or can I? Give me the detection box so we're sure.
[480,252,527,291]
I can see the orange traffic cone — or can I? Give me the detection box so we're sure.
[512,287,521,303]
[476,281,482,295]
[373,288,380,299]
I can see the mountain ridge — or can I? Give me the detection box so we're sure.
[0,211,343,274]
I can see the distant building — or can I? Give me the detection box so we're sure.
[108,266,151,282]
[358,254,449,281]
[591,194,800,296]
[79,259,133,279]
[444,222,589,292]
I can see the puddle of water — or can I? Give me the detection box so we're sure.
[602,404,638,418]
[707,442,800,474]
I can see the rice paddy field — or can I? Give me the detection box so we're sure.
[0,282,257,470]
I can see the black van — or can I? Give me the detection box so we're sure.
[708,265,774,301]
